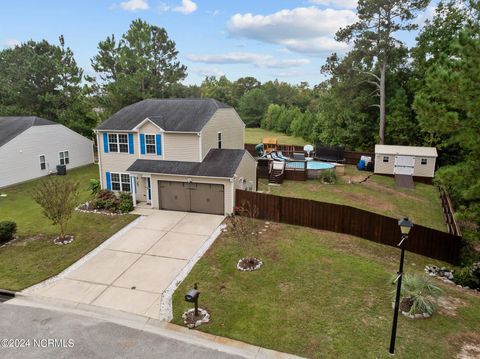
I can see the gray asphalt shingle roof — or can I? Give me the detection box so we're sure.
[97,98,231,132]
[0,116,57,147]
[127,149,247,178]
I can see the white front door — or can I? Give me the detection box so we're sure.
[146,177,152,203]
[394,155,415,175]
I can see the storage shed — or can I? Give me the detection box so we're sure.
[374,145,438,178]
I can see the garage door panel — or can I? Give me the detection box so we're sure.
[158,181,190,212]
[190,183,224,215]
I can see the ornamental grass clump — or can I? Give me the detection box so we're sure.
[395,274,443,316]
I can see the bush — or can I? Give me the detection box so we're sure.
[453,262,480,290]
[92,189,120,212]
[89,179,101,196]
[119,192,134,213]
[396,274,443,315]
[318,169,338,184]
[0,221,17,243]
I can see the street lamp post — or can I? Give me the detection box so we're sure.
[389,217,414,355]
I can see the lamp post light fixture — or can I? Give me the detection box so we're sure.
[389,217,414,355]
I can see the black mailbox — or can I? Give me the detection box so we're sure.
[185,288,199,302]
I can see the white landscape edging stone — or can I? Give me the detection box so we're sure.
[159,223,226,322]
[22,216,145,294]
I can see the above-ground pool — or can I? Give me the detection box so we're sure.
[286,161,335,170]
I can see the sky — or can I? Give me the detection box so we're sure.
[0,0,436,86]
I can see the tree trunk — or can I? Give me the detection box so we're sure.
[379,62,386,144]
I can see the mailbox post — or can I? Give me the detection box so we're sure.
[185,283,200,316]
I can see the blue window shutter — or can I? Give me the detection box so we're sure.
[156,134,162,155]
[106,172,111,190]
[103,133,109,153]
[128,133,134,154]
[140,134,146,155]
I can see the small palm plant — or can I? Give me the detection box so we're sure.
[395,274,443,316]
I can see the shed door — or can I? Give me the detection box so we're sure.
[158,181,224,215]
[394,156,415,175]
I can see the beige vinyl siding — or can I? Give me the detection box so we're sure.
[138,121,164,160]
[163,133,201,162]
[97,131,138,188]
[200,108,245,160]
[234,152,257,191]
[149,174,233,214]
[0,125,93,188]
[413,157,436,177]
[374,154,394,175]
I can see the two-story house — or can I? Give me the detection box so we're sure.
[95,98,257,215]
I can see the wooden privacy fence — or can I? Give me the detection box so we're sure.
[236,190,461,264]
[439,188,462,236]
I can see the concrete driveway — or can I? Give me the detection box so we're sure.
[26,210,224,318]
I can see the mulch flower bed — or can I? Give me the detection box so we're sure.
[182,308,210,329]
[393,298,431,319]
[237,257,263,271]
[75,202,123,216]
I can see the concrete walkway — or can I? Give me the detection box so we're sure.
[24,210,224,319]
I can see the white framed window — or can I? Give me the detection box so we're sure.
[217,132,222,149]
[111,173,131,192]
[39,155,46,170]
[145,134,156,154]
[59,151,69,165]
[421,158,428,165]
[383,156,389,163]
[108,133,129,153]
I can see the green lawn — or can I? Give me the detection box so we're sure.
[0,164,137,291]
[245,128,307,146]
[172,222,480,359]
[259,166,446,231]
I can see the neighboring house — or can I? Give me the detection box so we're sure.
[0,116,94,188]
[95,99,257,215]
[374,145,438,178]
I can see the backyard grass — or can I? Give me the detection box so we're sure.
[245,128,307,146]
[0,164,137,290]
[258,166,446,231]
[172,222,480,359]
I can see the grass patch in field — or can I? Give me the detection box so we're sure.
[245,128,307,146]
[259,165,445,231]
[0,164,136,290]
[172,222,480,359]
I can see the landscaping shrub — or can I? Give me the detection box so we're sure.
[92,189,120,212]
[119,192,134,213]
[0,221,17,243]
[89,179,101,196]
[318,169,338,184]
[396,274,443,315]
[453,262,480,290]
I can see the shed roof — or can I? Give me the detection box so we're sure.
[0,116,57,147]
[127,149,247,178]
[97,98,231,132]
[375,145,438,157]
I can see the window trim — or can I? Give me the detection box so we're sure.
[144,133,157,155]
[110,172,131,192]
[420,158,428,165]
[217,131,222,149]
[39,154,46,170]
[383,156,389,163]
[59,150,69,165]
[108,133,130,153]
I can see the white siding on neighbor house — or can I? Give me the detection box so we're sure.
[200,108,245,160]
[374,153,436,177]
[149,174,233,214]
[163,133,201,162]
[0,125,93,188]
[234,152,257,191]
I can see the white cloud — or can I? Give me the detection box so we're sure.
[308,0,357,9]
[186,52,310,68]
[191,67,225,78]
[227,7,357,55]
[119,0,149,11]
[414,5,436,27]
[173,0,197,14]
[3,39,21,48]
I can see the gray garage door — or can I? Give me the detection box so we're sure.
[158,181,224,215]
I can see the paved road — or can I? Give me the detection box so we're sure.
[0,303,242,359]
